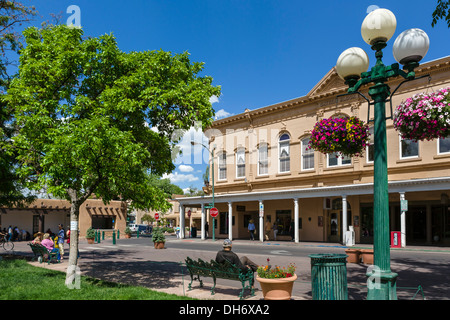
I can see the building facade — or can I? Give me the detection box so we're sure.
[1,198,127,239]
[177,56,450,246]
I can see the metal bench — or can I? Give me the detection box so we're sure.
[28,243,60,264]
[185,257,255,300]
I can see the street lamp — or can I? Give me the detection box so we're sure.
[335,8,429,300]
[191,141,216,241]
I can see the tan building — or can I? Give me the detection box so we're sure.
[1,198,127,239]
[177,56,450,246]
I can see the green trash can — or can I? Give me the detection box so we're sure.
[309,253,348,300]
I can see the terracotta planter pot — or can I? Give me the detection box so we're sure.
[360,249,374,265]
[125,233,131,239]
[256,274,297,300]
[87,238,95,244]
[345,249,361,264]
[154,242,165,249]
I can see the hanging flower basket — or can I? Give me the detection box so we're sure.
[393,87,450,141]
[308,116,370,157]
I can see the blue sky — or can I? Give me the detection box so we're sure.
[23,0,450,192]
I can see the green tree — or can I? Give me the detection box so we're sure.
[432,0,450,27]
[0,0,36,207]
[6,25,220,285]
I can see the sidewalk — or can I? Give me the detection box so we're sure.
[6,238,450,300]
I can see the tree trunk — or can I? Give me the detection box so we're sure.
[65,196,82,288]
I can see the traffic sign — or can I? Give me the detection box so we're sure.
[187,210,191,217]
[210,207,219,218]
[155,213,159,220]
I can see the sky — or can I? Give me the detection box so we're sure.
[20,0,450,193]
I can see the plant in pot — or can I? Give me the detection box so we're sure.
[124,227,132,239]
[308,116,370,158]
[393,87,450,141]
[256,259,297,300]
[86,227,95,244]
[152,227,165,249]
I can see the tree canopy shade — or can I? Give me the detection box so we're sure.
[432,0,450,27]
[6,24,220,285]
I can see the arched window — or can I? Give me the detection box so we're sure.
[279,133,290,173]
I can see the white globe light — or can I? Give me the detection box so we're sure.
[336,47,370,80]
[393,28,430,65]
[361,8,397,45]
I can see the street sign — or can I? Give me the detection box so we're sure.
[210,207,219,218]
[154,213,159,220]
[401,199,408,212]
[187,210,191,217]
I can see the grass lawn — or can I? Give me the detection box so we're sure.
[0,257,195,300]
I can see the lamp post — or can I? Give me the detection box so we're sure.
[335,8,429,300]
[191,141,216,241]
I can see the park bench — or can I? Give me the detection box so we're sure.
[28,243,60,264]
[185,257,255,300]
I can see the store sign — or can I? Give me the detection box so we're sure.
[400,199,408,212]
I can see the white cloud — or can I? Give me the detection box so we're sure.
[162,172,199,183]
[179,165,194,172]
[209,95,219,104]
[214,108,233,120]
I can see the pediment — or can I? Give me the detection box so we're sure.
[307,67,347,97]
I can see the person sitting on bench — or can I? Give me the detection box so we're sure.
[215,239,258,287]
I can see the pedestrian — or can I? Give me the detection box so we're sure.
[7,226,13,241]
[248,219,256,241]
[273,220,278,241]
[204,221,209,238]
[57,224,65,259]
[264,218,272,241]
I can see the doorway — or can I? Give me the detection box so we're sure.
[327,199,352,242]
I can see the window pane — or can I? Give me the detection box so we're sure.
[258,145,268,175]
[342,155,351,165]
[401,139,418,158]
[279,138,290,173]
[328,153,338,167]
[439,137,450,154]
[219,153,226,179]
[302,138,314,170]
[236,149,245,177]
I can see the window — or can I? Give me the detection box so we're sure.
[328,152,351,167]
[366,127,374,163]
[258,144,268,175]
[279,133,290,173]
[236,148,245,178]
[438,137,450,154]
[218,152,227,180]
[400,137,419,159]
[301,137,314,170]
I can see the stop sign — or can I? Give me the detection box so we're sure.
[154,213,159,220]
[210,207,219,218]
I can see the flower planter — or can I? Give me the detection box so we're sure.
[86,238,95,244]
[393,87,450,141]
[125,233,131,239]
[256,274,297,300]
[360,249,374,265]
[154,242,165,249]
[345,249,361,264]
[309,116,370,157]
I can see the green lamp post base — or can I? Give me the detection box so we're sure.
[367,270,398,300]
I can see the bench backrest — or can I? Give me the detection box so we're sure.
[185,257,251,280]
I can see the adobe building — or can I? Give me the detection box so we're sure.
[176,56,450,246]
[0,198,127,239]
